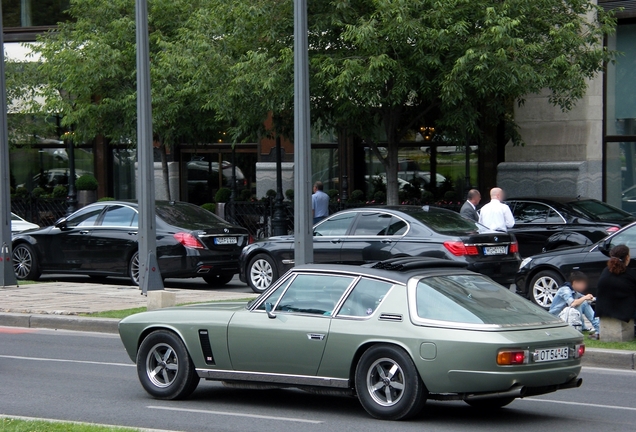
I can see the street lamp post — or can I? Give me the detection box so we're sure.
[293,0,313,265]
[271,136,288,236]
[65,131,77,215]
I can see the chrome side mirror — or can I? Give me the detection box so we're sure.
[265,302,276,319]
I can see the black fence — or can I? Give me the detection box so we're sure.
[11,197,68,227]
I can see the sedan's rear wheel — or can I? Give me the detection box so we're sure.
[355,344,426,420]
[465,397,516,409]
[129,252,140,286]
[203,273,234,287]
[136,330,199,400]
[12,243,41,281]
[529,270,563,308]
[247,254,278,294]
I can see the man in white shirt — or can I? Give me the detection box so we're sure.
[478,187,515,232]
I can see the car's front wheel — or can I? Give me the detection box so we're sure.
[136,330,200,400]
[247,253,278,294]
[529,270,563,308]
[355,344,426,420]
[203,273,234,286]
[465,397,516,409]
[12,243,41,281]
[129,252,140,286]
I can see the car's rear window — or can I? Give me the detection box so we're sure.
[406,208,489,235]
[156,202,228,230]
[568,200,635,222]
[414,275,561,327]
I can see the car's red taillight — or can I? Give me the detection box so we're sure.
[510,241,519,254]
[444,241,479,256]
[606,226,620,234]
[174,232,205,249]
[575,344,585,358]
[497,350,528,365]
[248,235,255,244]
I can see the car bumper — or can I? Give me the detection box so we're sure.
[515,270,531,296]
[159,254,241,278]
[468,260,519,285]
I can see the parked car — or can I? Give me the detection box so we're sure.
[10,213,39,235]
[11,201,250,286]
[515,221,636,308]
[239,206,521,293]
[505,197,635,258]
[119,258,584,420]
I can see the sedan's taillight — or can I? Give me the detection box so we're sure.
[497,350,528,365]
[248,235,255,244]
[444,241,479,256]
[510,241,519,254]
[174,232,205,249]
[606,226,620,234]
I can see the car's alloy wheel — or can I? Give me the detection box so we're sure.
[12,243,40,280]
[530,270,563,308]
[355,344,426,420]
[136,330,199,400]
[247,254,278,293]
[129,252,140,286]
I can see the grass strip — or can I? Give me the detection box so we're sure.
[80,298,256,319]
[0,417,139,431]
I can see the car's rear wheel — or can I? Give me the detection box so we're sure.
[129,252,140,286]
[12,243,41,281]
[529,270,563,308]
[355,344,426,420]
[136,330,200,400]
[465,397,516,409]
[203,273,234,286]
[247,253,278,294]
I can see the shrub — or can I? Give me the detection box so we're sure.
[97,196,116,202]
[52,185,68,199]
[75,174,98,191]
[215,187,232,203]
[239,189,252,201]
[14,187,29,198]
[327,189,339,200]
[373,191,386,203]
[201,203,216,213]
[422,191,435,203]
[31,187,46,198]
[444,190,458,200]
[348,189,365,203]
[266,189,277,198]
[285,189,294,201]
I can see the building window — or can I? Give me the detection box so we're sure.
[2,0,70,28]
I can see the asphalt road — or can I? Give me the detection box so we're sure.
[1,327,635,432]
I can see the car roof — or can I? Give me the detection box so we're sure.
[292,258,471,284]
[336,205,458,215]
[507,197,592,204]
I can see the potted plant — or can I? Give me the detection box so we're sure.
[75,174,98,207]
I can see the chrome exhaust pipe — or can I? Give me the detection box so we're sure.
[464,385,526,401]
[197,267,210,274]
[558,377,582,390]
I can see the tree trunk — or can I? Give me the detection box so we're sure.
[385,140,400,205]
[159,143,171,201]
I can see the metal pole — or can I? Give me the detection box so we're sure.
[136,0,163,293]
[293,0,313,264]
[65,132,77,215]
[0,7,18,287]
[272,136,288,236]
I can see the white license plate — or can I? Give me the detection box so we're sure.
[214,237,237,245]
[484,246,508,255]
[534,347,569,363]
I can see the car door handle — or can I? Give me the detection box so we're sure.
[330,239,341,244]
[307,333,325,341]
[79,230,90,235]
[128,231,138,236]
[381,239,392,244]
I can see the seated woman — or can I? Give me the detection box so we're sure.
[549,271,599,337]
[595,245,636,324]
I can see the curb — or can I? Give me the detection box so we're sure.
[0,312,119,334]
[583,348,635,370]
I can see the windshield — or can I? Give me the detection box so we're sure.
[156,202,230,230]
[414,275,561,327]
[407,208,490,235]
[568,200,635,222]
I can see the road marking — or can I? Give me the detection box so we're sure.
[0,354,134,367]
[0,414,181,432]
[524,398,636,412]
[147,405,324,424]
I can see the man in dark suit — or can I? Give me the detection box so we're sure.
[460,189,481,222]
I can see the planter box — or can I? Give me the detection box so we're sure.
[78,190,97,208]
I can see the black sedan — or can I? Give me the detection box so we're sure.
[11,201,250,286]
[515,221,636,308]
[239,206,521,293]
[506,197,635,257]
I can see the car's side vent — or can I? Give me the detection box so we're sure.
[379,313,403,322]
[198,329,215,365]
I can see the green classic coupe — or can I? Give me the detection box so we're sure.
[119,258,585,420]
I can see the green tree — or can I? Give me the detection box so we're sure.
[172,0,615,205]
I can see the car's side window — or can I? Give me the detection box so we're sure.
[512,202,549,224]
[101,206,137,227]
[274,274,355,316]
[546,209,565,224]
[313,213,356,237]
[66,206,105,228]
[609,227,636,250]
[337,278,393,317]
[353,212,392,236]
[387,217,408,236]
[256,276,293,311]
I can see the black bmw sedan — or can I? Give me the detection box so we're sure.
[11,201,250,286]
[239,206,521,293]
[505,197,635,257]
[515,221,636,308]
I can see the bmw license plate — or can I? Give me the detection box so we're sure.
[483,246,508,255]
[214,237,237,245]
[534,347,569,363]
